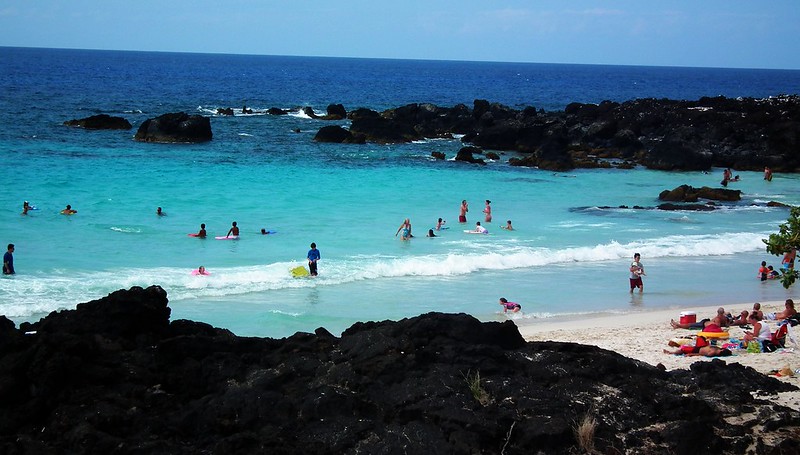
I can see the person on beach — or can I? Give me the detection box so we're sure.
[629,253,645,293]
[226,221,239,238]
[459,200,468,223]
[60,204,77,215]
[260,228,273,235]
[197,223,207,238]
[427,229,436,237]
[729,302,763,326]
[671,307,729,331]
[472,221,488,234]
[765,299,797,321]
[758,261,770,281]
[501,220,514,230]
[395,218,412,240]
[192,266,210,276]
[663,336,732,357]
[483,200,492,223]
[22,201,29,215]
[436,218,446,231]
[3,244,15,275]
[499,297,521,313]
[157,207,166,216]
[743,312,771,344]
[307,242,320,276]
[764,166,773,181]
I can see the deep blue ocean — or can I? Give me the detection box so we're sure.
[2,47,800,338]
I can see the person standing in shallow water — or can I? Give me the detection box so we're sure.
[3,244,15,275]
[307,242,320,276]
[629,253,645,293]
[483,200,492,223]
[459,200,468,223]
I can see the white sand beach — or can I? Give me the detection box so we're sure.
[516,300,800,411]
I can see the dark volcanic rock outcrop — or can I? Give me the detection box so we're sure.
[1,286,798,454]
[659,184,742,202]
[317,95,800,171]
[134,112,212,143]
[63,114,132,130]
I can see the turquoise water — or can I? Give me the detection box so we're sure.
[2,48,800,338]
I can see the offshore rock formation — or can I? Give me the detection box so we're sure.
[134,112,212,143]
[1,287,799,454]
[315,95,800,172]
[63,114,132,130]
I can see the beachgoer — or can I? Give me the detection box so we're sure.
[459,200,469,223]
[629,253,645,293]
[765,299,797,321]
[782,248,796,271]
[501,220,513,230]
[663,336,732,357]
[743,312,771,344]
[768,266,780,279]
[483,200,492,223]
[730,302,763,326]
[473,221,488,234]
[22,201,29,215]
[499,297,521,313]
[197,223,207,238]
[427,229,436,237]
[764,166,773,181]
[721,168,732,187]
[307,242,320,276]
[758,261,769,281]
[60,204,77,215]
[395,218,412,240]
[226,221,239,238]
[671,307,729,331]
[436,218,446,231]
[193,266,210,276]
[157,207,166,216]
[260,228,273,235]
[3,244,14,275]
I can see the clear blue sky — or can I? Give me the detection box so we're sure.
[2,1,798,69]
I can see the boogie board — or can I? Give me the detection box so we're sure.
[187,233,206,237]
[291,265,309,278]
[463,230,488,234]
[215,235,240,240]
[191,269,211,275]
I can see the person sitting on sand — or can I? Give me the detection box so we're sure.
[729,302,763,326]
[765,299,797,321]
[501,220,513,230]
[499,297,521,313]
[743,312,771,344]
[60,204,77,215]
[671,307,728,331]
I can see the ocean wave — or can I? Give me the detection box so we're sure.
[0,231,769,318]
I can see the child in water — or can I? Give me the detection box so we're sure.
[499,297,521,313]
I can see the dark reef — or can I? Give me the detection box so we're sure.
[2,286,800,454]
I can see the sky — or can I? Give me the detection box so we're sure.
[1,1,799,70]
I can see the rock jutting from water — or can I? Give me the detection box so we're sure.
[1,286,799,454]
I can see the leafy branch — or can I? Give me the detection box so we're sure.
[763,206,800,289]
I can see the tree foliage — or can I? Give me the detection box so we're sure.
[763,206,800,289]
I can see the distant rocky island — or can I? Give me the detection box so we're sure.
[1,286,798,453]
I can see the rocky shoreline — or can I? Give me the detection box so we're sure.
[2,287,800,454]
[66,94,800,173]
